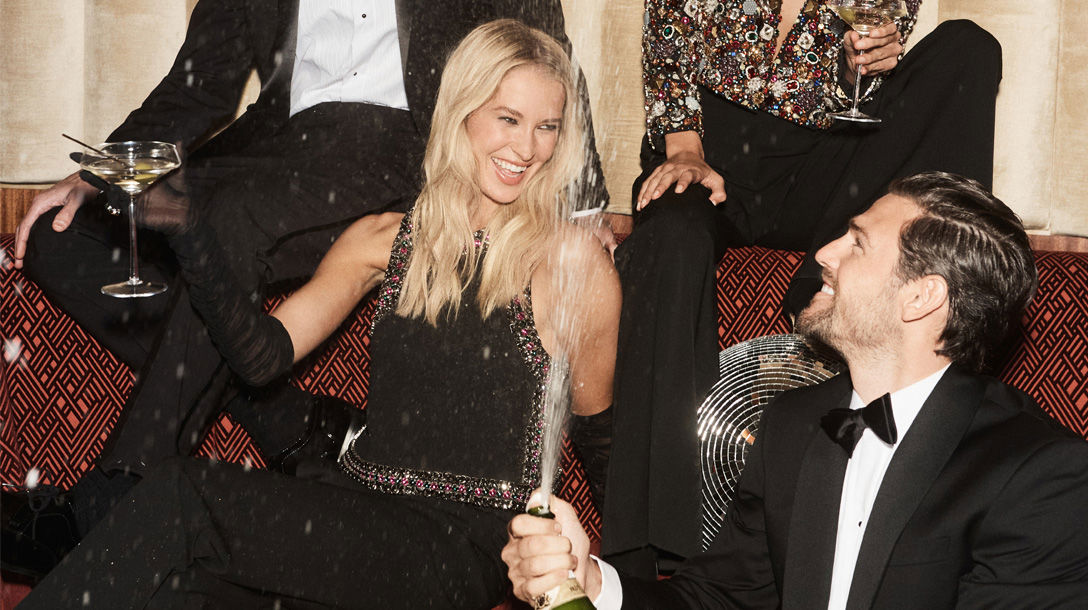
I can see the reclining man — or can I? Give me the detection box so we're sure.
[504,171,1088,608]
[6,0,605,575]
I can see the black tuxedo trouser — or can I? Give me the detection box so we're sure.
[604,20,1001,576]
[19,457,510,609]
[24,102,424,474]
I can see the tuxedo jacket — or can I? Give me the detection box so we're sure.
[100,0,608,276]
[622,366,1088,609]
[110,0,573,149]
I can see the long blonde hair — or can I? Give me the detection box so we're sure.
[396,19,586,325]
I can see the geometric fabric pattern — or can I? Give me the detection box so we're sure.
[998,251,1088,437]
[0,234,599,537]
[716,247,804,348]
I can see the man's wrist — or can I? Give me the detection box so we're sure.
[589,555,623,610]
[585,557,604,599]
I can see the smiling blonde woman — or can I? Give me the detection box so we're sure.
[20,19,619,610]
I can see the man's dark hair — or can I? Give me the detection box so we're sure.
[890,172,1038,371]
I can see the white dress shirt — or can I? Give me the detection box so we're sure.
[593,365,951,609]
[826,365,948,608]
[290,0,409,117]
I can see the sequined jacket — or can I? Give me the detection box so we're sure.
[644,0,921,145]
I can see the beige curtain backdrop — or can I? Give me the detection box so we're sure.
[2,0,1085,235]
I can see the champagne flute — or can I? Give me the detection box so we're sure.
[828,0,907,123]
[79,141,181,297]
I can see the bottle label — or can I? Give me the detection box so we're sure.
[534,577,591,609]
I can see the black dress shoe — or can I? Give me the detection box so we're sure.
[1,485,81,581]
[270,396,366,475]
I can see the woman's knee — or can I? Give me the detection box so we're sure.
[633,187,723,248]
[928,20,1001,75]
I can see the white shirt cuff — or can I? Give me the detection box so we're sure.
[590,555,623,610]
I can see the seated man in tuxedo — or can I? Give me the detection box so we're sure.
[4,0,605,574]
[503,171,1088,609]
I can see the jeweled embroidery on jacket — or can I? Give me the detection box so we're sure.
[644,0,919,143]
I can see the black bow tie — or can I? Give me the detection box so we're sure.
[821,393,897,457]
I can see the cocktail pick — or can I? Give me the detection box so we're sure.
[61,133,125,162]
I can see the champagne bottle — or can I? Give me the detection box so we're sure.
[527,506,596,609]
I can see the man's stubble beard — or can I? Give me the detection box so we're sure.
[796,285,901,362]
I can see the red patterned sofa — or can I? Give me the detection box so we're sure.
[3,234,1087,607]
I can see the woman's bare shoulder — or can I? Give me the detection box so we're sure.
[550,223,617,279]
[328,212,404,270]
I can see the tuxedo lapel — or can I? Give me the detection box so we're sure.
[781,391,851,610]
[845,368,985,609]
[394,0,413,77]
[257,0,299,108]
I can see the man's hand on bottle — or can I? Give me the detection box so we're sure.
[502,494,602,603]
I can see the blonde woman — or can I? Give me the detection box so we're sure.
[21,20,618,609]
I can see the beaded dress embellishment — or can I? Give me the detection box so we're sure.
[340,213,550,511]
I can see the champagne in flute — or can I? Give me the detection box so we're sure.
[78,141,181,298]
[833,6,892,34]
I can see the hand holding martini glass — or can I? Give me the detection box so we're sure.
[77,140,181,297]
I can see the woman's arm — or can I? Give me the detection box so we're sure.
[639,0,726,211]
[138,163,398,386]
[271,213,399,361]
[535,227,620,506]
[635,130,727,211]
[535,227,621,417]
[164,212,394,386]
[644,0,705,147]
[831,0,920,105]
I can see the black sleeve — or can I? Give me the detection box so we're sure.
[955,438,1088,607]
[109,0,256,149]
[166,219,295,387]
[571,407,612,510]
[140,164,294,386]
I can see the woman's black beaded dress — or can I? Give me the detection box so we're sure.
[20,213,553,609]
[341,213,551,511]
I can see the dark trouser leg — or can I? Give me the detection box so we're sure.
[782,19,1002,314]
[21,458,509,609]
[22,201,176,369]
[604,185,742,576]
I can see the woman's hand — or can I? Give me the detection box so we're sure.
[843,22,904,82]
[636,131,727,211]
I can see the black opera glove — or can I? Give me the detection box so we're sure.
[571,407,612,510]
[132,163,197,236]
[137,167,294,387]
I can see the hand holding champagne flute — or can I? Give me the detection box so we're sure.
[828,0,907,123]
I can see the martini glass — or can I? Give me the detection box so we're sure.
[79,141,181,297]
[828,0,907,123]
